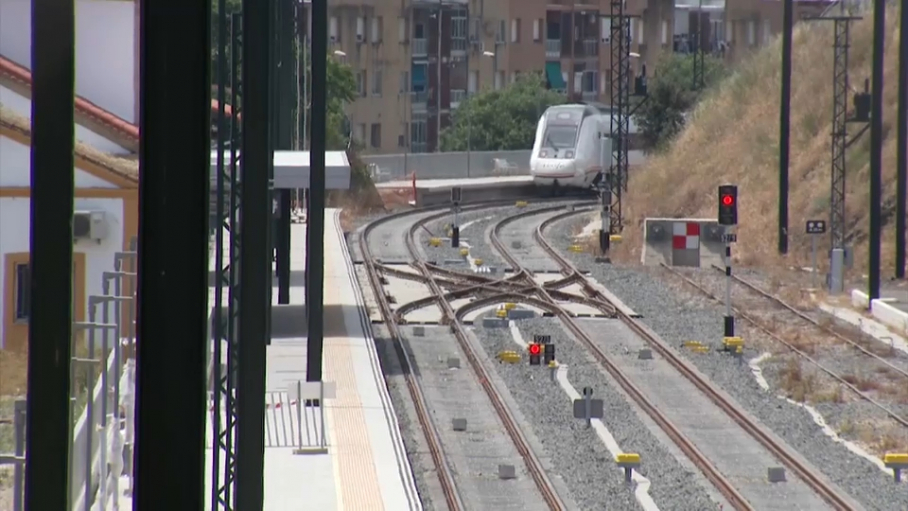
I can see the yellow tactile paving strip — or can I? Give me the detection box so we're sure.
[323,277,385,511]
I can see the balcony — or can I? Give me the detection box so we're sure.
[451,38,467,54]
[411,91,428,112]
[582,90,598,102]
[411,141,428,153]
[581,39,598,57]
[413,38,427,57]
[450,89,467,108]
[545,39,561,58]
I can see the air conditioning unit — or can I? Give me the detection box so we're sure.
[73,211,109,243]
[356,33,365,43]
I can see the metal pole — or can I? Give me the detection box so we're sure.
[897,0,908,279]
[584,392,591,428]
[436,8,442,151]
[779,0,793,255]
[307,0,328,384]
[26,0,75,508]
[812,234,818,289]
[296,381,304,448]
[13,400,25,511]
[724,235,734,337]
[237,0,273,505]
[869,0,885,300]
[85,315,97,511]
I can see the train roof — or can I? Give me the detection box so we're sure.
[543,103,639,133]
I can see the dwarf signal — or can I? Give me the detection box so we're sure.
[543,343,555,364]
[528,343,542,365]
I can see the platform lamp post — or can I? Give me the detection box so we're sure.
[467,50,496,177]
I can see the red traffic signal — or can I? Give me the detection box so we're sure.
[721,195,734,207]
[528,344,541,355]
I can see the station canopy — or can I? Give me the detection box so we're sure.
[209,150,351,190]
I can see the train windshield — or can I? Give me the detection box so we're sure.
[540,126,578,151]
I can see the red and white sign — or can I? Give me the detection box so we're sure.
[672,222,700,250]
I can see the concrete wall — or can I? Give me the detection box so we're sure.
[641,217,726,268]
[0,0,137,123]
[361,149,646,181]
[852,290,908,336]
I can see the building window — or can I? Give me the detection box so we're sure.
[471,18,482,41]
[359,70,368,97]
[356,16,366,42]
[356,123,366,144]
[468,70,478,94]
[452,10,468,51]
[372,69,383,96]
[330,16,339,42]
[762,19,771,45]
[661,20,668,45]
[494,70,504,90]
[371,16,383,43]
[414,22,425,40]
[398,17,408,43]
[747,20,755,46]
[13,263,29,322]
[370,123,382,148]
[399,71,409,94]
[496,20,506,43]
[511,19,521,43]
[411,120,427,152]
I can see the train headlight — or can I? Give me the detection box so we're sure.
[565,151,574,158]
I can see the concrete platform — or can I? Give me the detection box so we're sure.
[205,210,421,511]
[376,176,536,207]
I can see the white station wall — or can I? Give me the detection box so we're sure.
[0,0,138,123]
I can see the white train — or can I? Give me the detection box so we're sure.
[529,103,637,191]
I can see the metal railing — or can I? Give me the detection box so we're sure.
[545,39,561,57]
[450,89,467,107]
[0,399,26,511]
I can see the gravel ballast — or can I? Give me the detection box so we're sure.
[538,213,908,511]
[472,316,720,511]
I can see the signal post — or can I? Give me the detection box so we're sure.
[718,185,738,339]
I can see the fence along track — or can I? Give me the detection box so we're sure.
[406,206,567,511]
[489,206,755,511]
[661,263,908,430]
[526,209,856,511]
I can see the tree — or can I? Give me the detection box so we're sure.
[440,73,567,151]
[635,53,726,150]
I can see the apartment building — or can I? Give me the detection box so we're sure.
[303,0,829,155]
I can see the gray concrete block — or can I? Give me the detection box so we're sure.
[768,467,786,483]
[482,317,508,328]
[511,240,522,249]
[443,259,464,265]
[413,326,425,337]
[447,357,461,369]
[507,308,536,320]
[638,348,653,360]
[498,464,517,480]
[452,418,467,431]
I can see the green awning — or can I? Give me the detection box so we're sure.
[545,62,565,90]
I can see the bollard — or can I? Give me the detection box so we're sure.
[548,360,558,382]
[883,453,908,482]
[616,453,641,483]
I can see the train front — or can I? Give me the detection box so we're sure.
[529,106,586,188]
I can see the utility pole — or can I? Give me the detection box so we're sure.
[692,0,705,90]
[897,0,907,279]
[869,0,885,300]
[606,0,630,253]
[276,0,296,306]
[436,7,442,151]
[778,0,793,255]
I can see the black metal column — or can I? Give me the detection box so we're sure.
[778,0,793,255]
[306,0,327,383]
[236,0,272,507]
[133,0,210,507]
[897,0,908,279]
[25,1,75,508]
[276,0,296,304]
[608,0,629,244]
[869,0,885,300]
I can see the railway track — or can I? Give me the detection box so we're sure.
[361,201,567,511]
[499,205,856,510]
[659,263,908,430]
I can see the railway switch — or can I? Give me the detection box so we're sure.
[428,237,442,247]
[884,453,908,482]
[528,343,542,365]
[615,453,641,483]
[497,350,521,364]
[722,336,744,352]
[474,258,484,266]
[495,309,507,318]
[515,200,528,208]
[459,248,469,256]
[504,302,516,311]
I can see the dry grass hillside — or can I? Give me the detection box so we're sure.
[620,5,904,275]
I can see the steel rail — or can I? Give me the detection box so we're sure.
[661,263,908,430]
[527,210,856,511]
[710,264,908,381]
[360,212,466,511]
[489,207,755,511]
[406,209,567,511]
